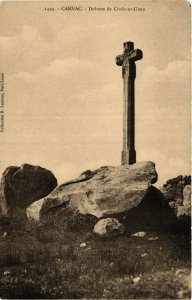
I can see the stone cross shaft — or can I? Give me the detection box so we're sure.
[116,41,143,165]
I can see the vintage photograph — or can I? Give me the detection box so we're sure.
[0,1,191,299]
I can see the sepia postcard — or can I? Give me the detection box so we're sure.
[0,1,191,299]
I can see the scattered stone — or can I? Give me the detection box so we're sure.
[141,253,147,257]
[2,232,7,238]
[175,269,188,276]
[82,247,92,252]
[93,218,124,237]
[80,243,87,248]
[132,231,146,237]
[148,236,159,241]
[3,271,10,275]
[133,277,141,284]
[0,164,57,221]
[177,290,184,299]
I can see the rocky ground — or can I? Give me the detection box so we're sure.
[0,220,190,299]
[0,162,191,299]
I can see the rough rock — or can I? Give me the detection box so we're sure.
[0,164,57,220]
[93,218,124,237]
[132,231,146,237]
[177,206,186,217]
[183,185,191,210]
[80,243,87,248]
[175,185,191,218]
[169,201,175,209]
[160,176,191,216]
[27,161,157,221]
[27,199,44,222]
[133,277,141,284]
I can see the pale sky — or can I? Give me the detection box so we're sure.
[0,0,191,186]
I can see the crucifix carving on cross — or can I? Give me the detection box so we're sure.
[116,41,143,165]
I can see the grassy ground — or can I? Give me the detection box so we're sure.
[0,208,191,299]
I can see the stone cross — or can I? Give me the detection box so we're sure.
[116,41,143,165]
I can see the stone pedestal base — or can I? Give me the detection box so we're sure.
[121,149,136,165]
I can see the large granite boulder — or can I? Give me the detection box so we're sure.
[0,166,19,217]
[0,164,57,221]
[27,161,157,221]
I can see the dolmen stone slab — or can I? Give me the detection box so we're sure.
[27,161,157,221]
[0,164,57,221]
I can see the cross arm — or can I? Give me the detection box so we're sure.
[128,49,143,61]
[116,54,124,66]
